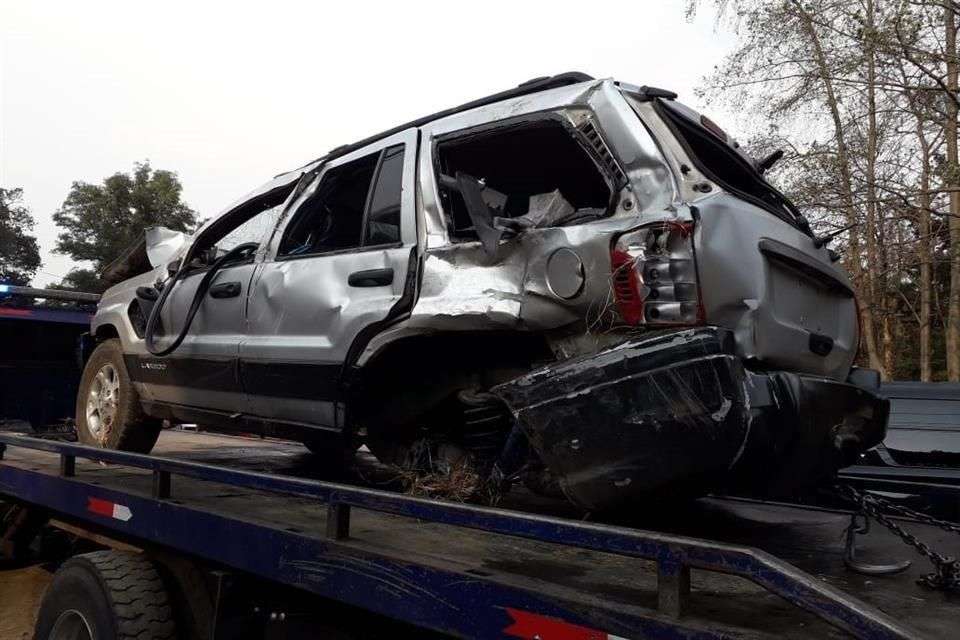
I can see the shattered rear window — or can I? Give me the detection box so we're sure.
[655,101,802,229]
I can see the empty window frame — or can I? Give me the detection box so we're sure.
[656,102,801,228]
[434,118,615,239]
[278,144,405,257]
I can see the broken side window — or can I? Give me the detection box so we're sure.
[363,145,404,246]
[435,118,613,241]
[278,144,406,257]
[278,152,380,256]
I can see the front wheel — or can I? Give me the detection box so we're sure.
[76,339,161,453]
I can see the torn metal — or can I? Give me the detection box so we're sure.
[144,227,188,269]
[493,328,888,511]
[99,226,189,288]
[87,73,887,513]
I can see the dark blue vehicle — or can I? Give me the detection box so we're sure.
[0,285,97,430]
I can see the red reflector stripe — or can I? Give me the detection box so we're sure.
[87,497,115,517]
[0,307,33,317]
[503,608,609,640]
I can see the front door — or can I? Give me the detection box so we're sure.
[241,128,419,429]
[142,203,285,412]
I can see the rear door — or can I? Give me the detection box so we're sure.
[241,128,418,428]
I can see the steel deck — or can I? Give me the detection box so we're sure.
[1,430,957,639]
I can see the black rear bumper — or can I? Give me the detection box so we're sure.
[493,327,888,510]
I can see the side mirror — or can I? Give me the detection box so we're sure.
[167,258,182,276]
[136,285,159,301]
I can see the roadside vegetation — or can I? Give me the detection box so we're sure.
[0,187,41,286]
[0,162,196,296]
[50,162,197,293]
[692,0,960,381]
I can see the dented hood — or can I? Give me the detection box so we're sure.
[100,226,188,287]
[145,226,187,267]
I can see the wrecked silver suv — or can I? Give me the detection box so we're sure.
[79,72,887,510]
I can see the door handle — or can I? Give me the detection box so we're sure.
[209,281,241,298]
[348,268,394,287]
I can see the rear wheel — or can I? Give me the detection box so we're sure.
[302,436,356,470]
[34,551,177,640]
[76,339,161,453]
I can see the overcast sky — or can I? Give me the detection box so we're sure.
[1,1,733,286]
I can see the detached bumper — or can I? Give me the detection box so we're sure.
[493,327,888,511]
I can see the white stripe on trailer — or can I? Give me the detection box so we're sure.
[87,497,133,522]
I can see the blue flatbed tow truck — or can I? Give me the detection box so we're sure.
[1,286,957,639]
[1,429,958,639]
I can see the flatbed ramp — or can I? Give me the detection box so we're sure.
[1,431,956,639]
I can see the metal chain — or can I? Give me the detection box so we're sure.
[835,484,960,590]
[867,499,960,536]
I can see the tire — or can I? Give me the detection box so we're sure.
[303,440,326,455]
[34,550,177,640]
[302,436,356,470]
[76,339,162,453]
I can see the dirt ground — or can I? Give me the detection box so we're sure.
[0,565,51,640]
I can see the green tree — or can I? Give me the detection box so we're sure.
[53,162,197,292]
[0,187,42,286]
[50,268,105,294]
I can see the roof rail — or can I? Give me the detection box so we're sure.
[313,71,595,168]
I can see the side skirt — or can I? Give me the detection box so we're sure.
[141,401,342,441]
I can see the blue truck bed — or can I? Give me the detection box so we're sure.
[2,429,957,638]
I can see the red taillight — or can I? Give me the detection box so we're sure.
[610,221,703,326]
[610,248,645,324]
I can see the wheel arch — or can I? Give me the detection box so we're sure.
[342,330,553,439]
[94,323,120,341]
[351,330,553,383]
[77,322,122,370]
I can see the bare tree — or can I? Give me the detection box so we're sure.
[943,1,960,379]
[693,0,958,380]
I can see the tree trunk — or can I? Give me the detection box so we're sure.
[883,296,896,378]
[946,1,960,381]
[917,121,934,381]
[865,0,885,377]
[795,1,886,376]
[899,9,939,380]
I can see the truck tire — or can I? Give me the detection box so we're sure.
[34,550,177,640]
[76,339,161,453]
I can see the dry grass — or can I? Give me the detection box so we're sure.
[395,458,484,503]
